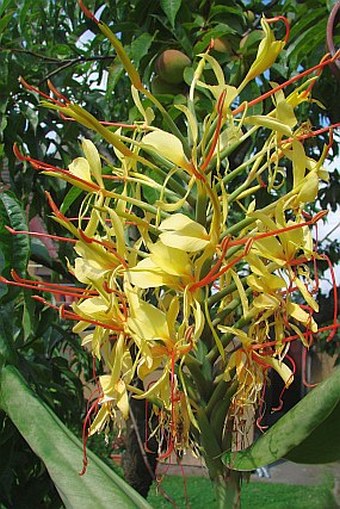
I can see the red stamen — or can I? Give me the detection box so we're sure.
[5,225,77,244]
[102,175,127,181]
[233,51,340,116]
[32,295,124,332]
[229,210,328,249]
[271,385,285,412]
[251,323,340,352]
[265,16,290,44]
[283,123,340,145]
[302,53,334,97]
[269,354,295,413]
[19,76,64,107]
[45,191,72,223]
[189,160,206,182]
[189,237,230,292]
[10,270,96,295]
[78,0,99,23]
[44,168,100,191]
[47,80,70,105]
[204,238,253,283]
[78,229,127,268]
[0,273,93,300]
[201,90,227,172]
[79,397,101,475]
[13,144,101,192]
[158,438,174,461]
[58,111,137,129]
[251,351,272,369]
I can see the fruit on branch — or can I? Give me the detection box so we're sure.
[151,75,183,95]
[246,10,255,24]
[212,36,233,54]
[155,49,191,84]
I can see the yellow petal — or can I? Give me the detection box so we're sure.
[276,99,297,129]
[150,241,192,275]
[297,171,319,203]
[244,115,292,136]
[287,302,318,332]
[115,379,129,419]
[133,369,169,400]
[89,403,111,435]
[73,257,105,283]
[159,213,210,252]
[127,257,171,288]
[81,138,103,186]
[253,293,280,310]
[283,140,306,189]
[253,236,285,264]
[142,129,191,170]
[68,157,92,182]
[127,291,170,342]
[243,18,285,83]
[261,355,293,387]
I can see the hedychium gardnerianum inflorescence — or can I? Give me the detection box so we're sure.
[2,3,340,490]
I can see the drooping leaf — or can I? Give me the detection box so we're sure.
[284,400,340,464]
[223,368,340,470]
[0,365,152,509]
[0,191,30,279]
[160,0,182,28]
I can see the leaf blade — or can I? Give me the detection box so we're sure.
[160,0,182,28]
[0,365,152,509]
[223,368,340,470]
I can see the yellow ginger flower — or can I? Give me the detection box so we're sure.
[241,18,286,89]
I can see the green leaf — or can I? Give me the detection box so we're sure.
[0,365,152,509]
[0,12,13,38]
[160,0,182,28]
[0,191,30,277]
[285,401,340,464]
[60,186,83,214]
[223,368,340,470]
[130,33,155,67]
[0,0,15,17]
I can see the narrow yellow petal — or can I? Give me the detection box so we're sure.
[81,138,103,186]
[142,129,191,170]
[69,157,92,182]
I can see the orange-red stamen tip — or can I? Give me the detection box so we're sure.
[265,15,290,44]
[78,0,99,23]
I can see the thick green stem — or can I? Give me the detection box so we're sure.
[197,408,242,509]
[213,470,242,509]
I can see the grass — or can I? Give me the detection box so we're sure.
[147,475,338,509]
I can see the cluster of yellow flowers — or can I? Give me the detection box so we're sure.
[9,16,338,457]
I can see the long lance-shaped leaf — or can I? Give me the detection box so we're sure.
[223,367,340,470]
[0,365,152,509]
[284,400,340,464]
